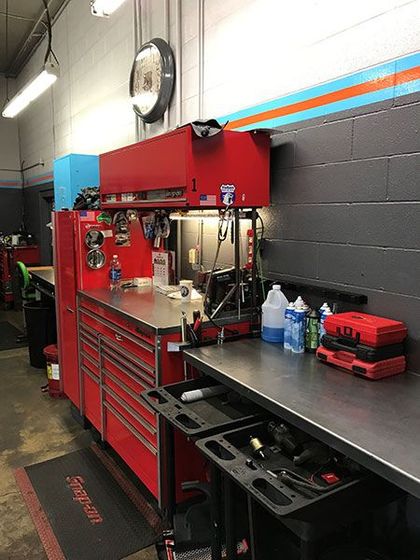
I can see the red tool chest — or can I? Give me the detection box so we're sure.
[99,125,270,209]
[324,312,407,348]
[77,293,252,507]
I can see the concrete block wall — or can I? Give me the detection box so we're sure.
[263,89,420,373]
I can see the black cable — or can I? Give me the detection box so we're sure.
[5,0,9,100]
[41,0,53,63]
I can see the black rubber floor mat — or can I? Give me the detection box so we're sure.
[15,446,163,560]
[0,321,26,350]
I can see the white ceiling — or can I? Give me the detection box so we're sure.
[0,0,68,76]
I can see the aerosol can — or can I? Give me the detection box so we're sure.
[319,306,333,340]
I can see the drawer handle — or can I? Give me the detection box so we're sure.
[115,333,123,342]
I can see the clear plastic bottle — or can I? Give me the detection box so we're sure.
[319,306,333,340]
[283,302,295,350]
[291,307,306,353]
[261,285,289,343]
[109,254,122,290]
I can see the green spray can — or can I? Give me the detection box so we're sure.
[305,309,319,353]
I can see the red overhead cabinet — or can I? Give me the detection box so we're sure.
[100,125,270,209]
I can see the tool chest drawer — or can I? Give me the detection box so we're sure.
[142,376,264,438]
[103,385,157,450]
[196,419,396,521]
[101,340,155,387]
[102,367,156,432]
[79,336,99,362]
[104,402,158,498]
[79,306,156,369]
[79,297,156,347]
[80,350,100,377]
[82,367,101,431]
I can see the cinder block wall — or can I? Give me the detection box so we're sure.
[264,91,420,373]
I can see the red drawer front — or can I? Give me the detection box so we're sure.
[103,388,157,449]
[105,404,158,498]
[82,369,101,430]
[80,350,99,376]
[80,337,99,362]
[80,298,155,346]
[101,358,156,428]
[101,343,155,388]
[79,307,156,370]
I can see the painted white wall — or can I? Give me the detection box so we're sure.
[15,0,420,181]
[0,77,20,183]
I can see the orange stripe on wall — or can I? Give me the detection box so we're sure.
[225,66,420,130]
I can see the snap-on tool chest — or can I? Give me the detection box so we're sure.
[324,312,407,348]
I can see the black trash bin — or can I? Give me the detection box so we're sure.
[23,301,56,368]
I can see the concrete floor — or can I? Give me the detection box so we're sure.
[0,310,158,560]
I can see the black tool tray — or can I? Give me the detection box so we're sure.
[196,419,392,521]
[141,376,265,438]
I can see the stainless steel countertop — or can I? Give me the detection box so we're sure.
[79,287,205,333]
[184,338,420,498]
[29,267,55,288]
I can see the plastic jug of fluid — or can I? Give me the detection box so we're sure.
[283,302,295,350]
[261,285,289,343]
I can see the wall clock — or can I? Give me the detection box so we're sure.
[130,38,175,123]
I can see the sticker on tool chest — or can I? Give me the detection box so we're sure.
[199,194,216,206]
[220,184,236,205]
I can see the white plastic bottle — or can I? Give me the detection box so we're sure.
[261,285,289,343]
[319,306,333,340]
[283,302,295,350]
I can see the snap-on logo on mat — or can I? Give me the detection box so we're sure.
[66,476,103,525]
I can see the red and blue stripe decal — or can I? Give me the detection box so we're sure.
[222,51,420,131]
[0,179,22,189]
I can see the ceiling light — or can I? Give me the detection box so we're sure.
[2,63,59,118]
[90,0,127,17]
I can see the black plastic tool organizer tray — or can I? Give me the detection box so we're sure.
[141,376,265,438]
[196,419,391,521]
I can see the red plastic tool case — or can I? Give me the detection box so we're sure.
[324,312,407,348]
[316,347,406,380]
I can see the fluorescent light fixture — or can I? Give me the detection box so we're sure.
[2,63,59,119]
[90,0,127,17]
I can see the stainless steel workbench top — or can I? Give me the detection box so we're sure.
[29,267,55,287]
[184,338,420,499]
[79,287,204,333]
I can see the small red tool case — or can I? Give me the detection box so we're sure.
[316,347,406,380]
[319,312,407,380]
[324,312,407,347]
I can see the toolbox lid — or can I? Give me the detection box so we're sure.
[324,312,407,347]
